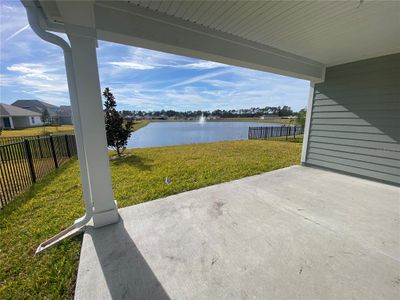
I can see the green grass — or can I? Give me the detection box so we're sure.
[1,125,75,137]
[1,121,149,138]
[131,120,150,131]
[0,140,301,299]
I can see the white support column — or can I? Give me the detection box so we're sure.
[301,83,315,163]
[68,34,118,227]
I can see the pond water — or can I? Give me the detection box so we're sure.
[127,122,282,148]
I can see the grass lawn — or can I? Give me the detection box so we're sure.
[0,121,149,138]
[1,125,75,137]
[0,140,301,299]
[132,120,150,131]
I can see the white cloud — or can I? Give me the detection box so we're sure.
[107,46,227,72]
[7,63,56,80]
[5,24,29,41]
[202,79,237,88]
[169,69,232,88]
[109,61,155,70]
[3,61,69,105]
[109,58,227,71]
[180,61,226,69]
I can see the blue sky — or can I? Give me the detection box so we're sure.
[0,1,309,112]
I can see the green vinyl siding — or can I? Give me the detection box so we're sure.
[306,53,400,185]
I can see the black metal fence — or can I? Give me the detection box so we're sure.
[0,134,74,146]
[248,126,304,140]
[0,134,77,208]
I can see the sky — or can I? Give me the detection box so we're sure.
[0,1,310,112]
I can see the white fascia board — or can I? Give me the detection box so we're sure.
[92,1,325,82]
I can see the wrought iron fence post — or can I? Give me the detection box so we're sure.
[65,135,71,158]
[294,126,296,139]
[37,136,44,158]
[24,139,36,183]
[49,136,59,168]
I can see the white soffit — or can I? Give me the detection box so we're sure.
[127,0,400,67]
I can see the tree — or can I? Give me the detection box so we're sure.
[278,105,293,116]
[296,108,307,128]
[41,108,50,125]
[103,88,133,157]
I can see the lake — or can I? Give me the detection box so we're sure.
[127,121,282,148]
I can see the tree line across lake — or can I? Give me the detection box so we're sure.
[120,106,304,119]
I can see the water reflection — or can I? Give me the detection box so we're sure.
[127,122,281,148]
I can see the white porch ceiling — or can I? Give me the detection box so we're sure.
[34,0,400,80]
[128,0,400,67]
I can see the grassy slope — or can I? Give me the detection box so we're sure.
[0,140,301,299]
[132,120,150,131]
[0,121,149,138]
[1,125,75,137]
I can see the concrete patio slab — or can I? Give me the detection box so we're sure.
[75,166,400,300]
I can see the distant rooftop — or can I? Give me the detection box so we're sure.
[0,103,41,117]
[57,105,72,117]
[12,99,58,116]
[12,99,57,108]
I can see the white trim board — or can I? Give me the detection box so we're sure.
[301,83,315,163]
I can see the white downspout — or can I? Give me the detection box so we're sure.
[25,5,94,253]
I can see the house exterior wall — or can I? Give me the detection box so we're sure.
[29,116,43,127]
[305,53,400,185]
[1,117,14,129]
[12,116,32,128]
[59,116,73,125]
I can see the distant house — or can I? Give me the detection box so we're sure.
[144,116,167,120]
[0,103,42,129]
[12,99,59,124]
[57,105,73,125]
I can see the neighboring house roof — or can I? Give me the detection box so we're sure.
[0,103,41,117]
[57,105,72,117]
[12,99,58,117]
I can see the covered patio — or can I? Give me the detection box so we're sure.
[75,166,399,299]
[19,0,399,298]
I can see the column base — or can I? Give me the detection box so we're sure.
[92,201,119,228]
